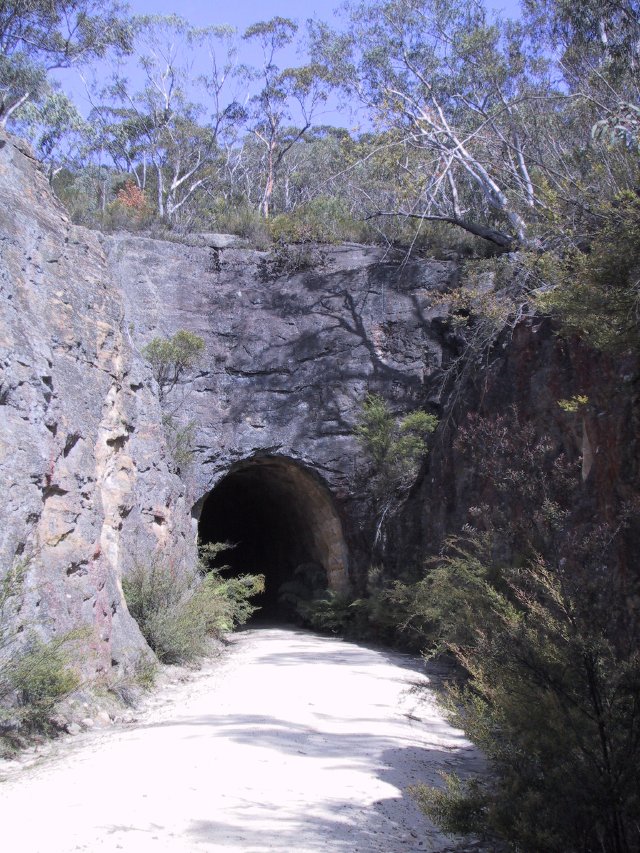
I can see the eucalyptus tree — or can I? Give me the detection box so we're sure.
[9,90,87,180]
[241,17,330,219]
[88,15,243,225]
[525,0,640,149]
[312,0,559,248]
[0,0,133,126]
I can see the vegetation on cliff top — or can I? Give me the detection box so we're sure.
[3,1,640,850]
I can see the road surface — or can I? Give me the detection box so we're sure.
[0,627,481,852]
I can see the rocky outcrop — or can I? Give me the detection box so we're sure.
[391,316,640,576]
[0,130,456,672]
[0,133,193,674]
[106,233,455,574]
[2,128,638,675]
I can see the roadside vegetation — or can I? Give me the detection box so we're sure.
[0,562,82,752]
[122,545,264,665]
[3,1,640,850]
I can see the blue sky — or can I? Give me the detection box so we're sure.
[127,0,522,29]
[59,0,525,126]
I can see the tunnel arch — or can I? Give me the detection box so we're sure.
[194,456,349,618]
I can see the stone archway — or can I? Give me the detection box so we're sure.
[195,456,349,617]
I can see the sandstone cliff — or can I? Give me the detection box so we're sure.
[0,130,454,672]
[1,127,638,676]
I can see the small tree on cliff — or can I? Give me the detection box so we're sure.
[142,330,205,473]
[142,330,205,404]
[355,393,437,547]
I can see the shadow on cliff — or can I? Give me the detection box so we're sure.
[222,263,435,450]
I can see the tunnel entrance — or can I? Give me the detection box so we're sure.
[196,456,348,620]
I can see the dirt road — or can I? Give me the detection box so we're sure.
[0,627,480,852]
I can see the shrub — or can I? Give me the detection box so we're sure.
[142,330,205,403]
[404,415,640,852]
[105,180,154,231]
[123,554,264,665]
[356,394,437,487]
[356,394,437,552]
[269,196,365,244]
[7,636,81,733]
[1,562,81,740]
[411,772,489,840]
[535,191,640,353]
[413,546,640,853]
[257,238,332,281]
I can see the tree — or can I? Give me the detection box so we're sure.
[313,0,556,248]
[356,393,437,548]
[142,329,205,403]
[88,16,244,226]
[0,0,133,126]
[242,17,330,219]
[525,0,640,149]
[10,90,87,180]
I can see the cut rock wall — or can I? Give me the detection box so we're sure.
[0,131,455,672]
[3,129,637,675]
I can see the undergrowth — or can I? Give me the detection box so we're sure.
[0,561,83,748]
[123,547,264,665]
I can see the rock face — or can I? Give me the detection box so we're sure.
[390,316,640,578]
[106,234,455,585]
[0,131,455,671]
[0,134,193,673]
[2,129,638,674]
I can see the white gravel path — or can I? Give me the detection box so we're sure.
[0,627,481,853]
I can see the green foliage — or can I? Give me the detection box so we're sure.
[411,772,488,839]
[123,553,264,664]
[0,561,81,740]
[535,191,640,352]
[557,394,589,413]
[276,562,386,638]
[401,413,640,852]
[279,563,410,643]
[0,0,133,124]
[209,202,272,249]
[268,196,371,244]
[7,636,81,733]
[419,550,640,853]
[142,330,205,402]
[296,591,364,634]
[356,393,437,491]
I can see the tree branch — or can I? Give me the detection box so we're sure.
[363,210,514,248]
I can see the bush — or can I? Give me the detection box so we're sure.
[535,191,640,353]
[6,636,81,733]
[356,394,438,490]
[123,555,264,665]
[414,547,640,853]
[1,562,81,740]
[404,415,640,852]
[411,772,489,840]
[207,200,272,249]
[269,196,367,244]
[279,563,408,643]
[257,238,332,281]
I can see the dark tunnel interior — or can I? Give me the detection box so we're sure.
[197,457,344,620]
